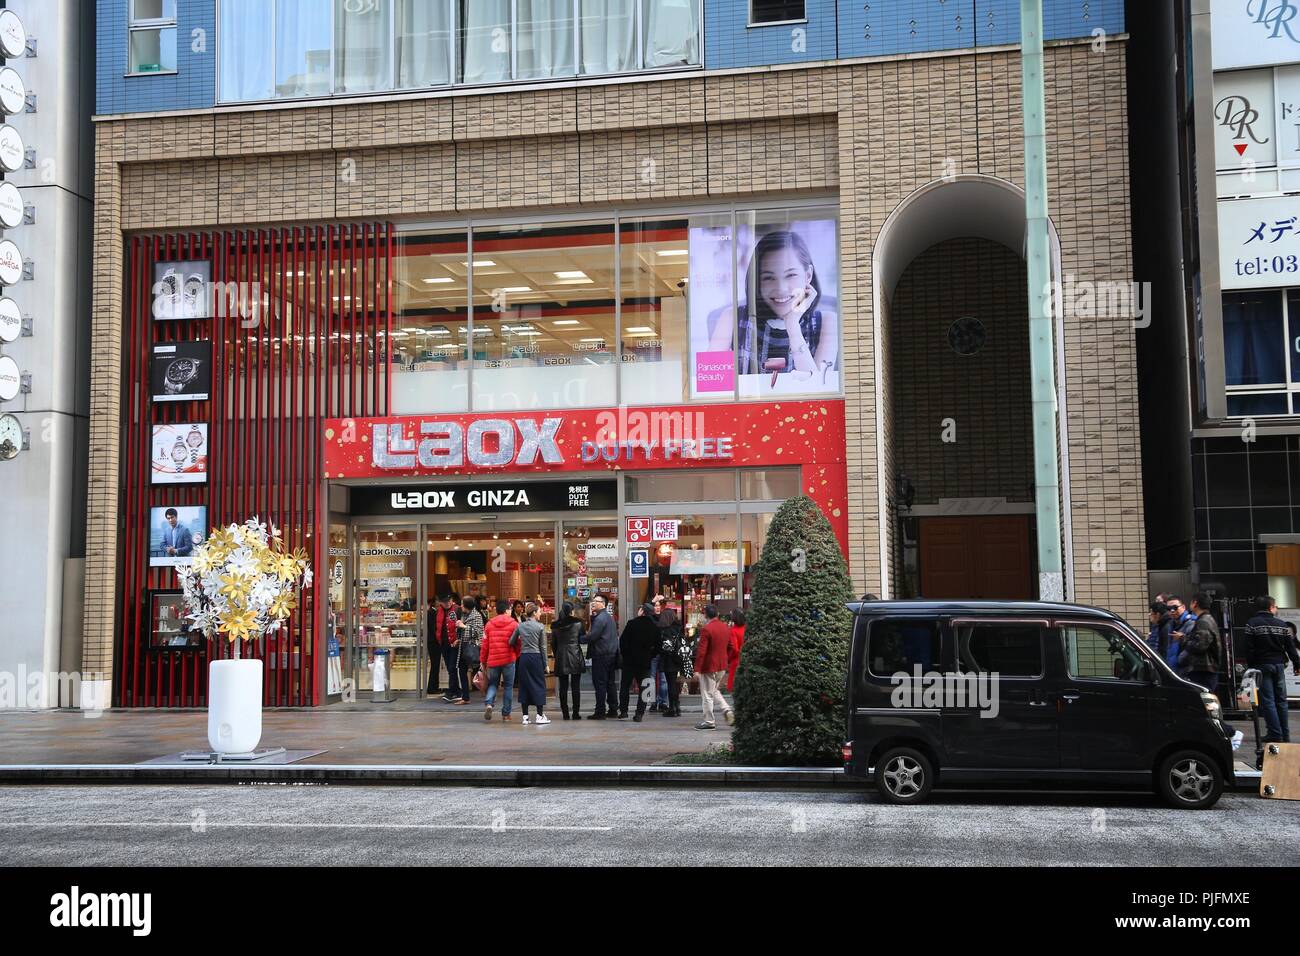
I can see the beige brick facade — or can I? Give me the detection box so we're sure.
[85,40,1149,692]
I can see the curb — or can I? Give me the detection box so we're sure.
[0,763,1263,792]
[0,763,858,789]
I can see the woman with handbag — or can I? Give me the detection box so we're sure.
[657,607,687,718]
[513,603,551,725]
[550,602,586,720]
[453,595,484,705]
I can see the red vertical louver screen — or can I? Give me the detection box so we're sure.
[118,224,393,708]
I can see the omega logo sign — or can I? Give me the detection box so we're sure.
[373,418,564,469]
[0,239,20,285]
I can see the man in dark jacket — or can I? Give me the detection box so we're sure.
[1245,597,1300,742]
[1183,593,1221,688]
[586,594,619,719]
[618,603,661,722]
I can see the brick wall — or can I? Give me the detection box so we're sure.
[84,39,1151,697]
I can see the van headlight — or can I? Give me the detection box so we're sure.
[1201,693,1222,720]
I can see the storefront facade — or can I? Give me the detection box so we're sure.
[85,0,1148,707]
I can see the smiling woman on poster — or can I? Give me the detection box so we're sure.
[708,228,839,379]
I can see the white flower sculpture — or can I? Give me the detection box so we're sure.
[178,517,312,643]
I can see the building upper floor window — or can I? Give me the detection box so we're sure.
[129,0,178,74]
[749,0,805,25]
[218,0,701,103]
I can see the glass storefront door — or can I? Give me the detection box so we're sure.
[353,527,422,694]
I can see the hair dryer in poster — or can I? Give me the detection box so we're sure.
[689,214,840,398]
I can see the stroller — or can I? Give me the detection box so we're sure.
[1236,668,1266,772]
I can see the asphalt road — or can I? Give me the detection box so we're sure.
[0,785,1293,866]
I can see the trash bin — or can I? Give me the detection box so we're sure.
[371,649,394,703]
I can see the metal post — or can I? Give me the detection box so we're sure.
[1021,0,1065,601]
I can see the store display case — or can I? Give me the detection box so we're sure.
[146,589,203,650]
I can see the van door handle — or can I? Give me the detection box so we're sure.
[1061,692,1081,703]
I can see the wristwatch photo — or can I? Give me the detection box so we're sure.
[163,357,200,395]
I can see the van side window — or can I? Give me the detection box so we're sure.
[866,619,940,679]
[956,623,1043,677]
[1062,625,1146,681]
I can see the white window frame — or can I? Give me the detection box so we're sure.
[127,0,179,77]
[216,0,703,104]
[747,0,808,29]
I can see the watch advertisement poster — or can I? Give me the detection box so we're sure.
[151,341,211,402]
[151,423,208,485]
[152,260,211,320]
[148,504,207,568]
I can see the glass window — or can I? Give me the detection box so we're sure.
[626,471,736,502]
[276,0,333,99]
[740,468,800,501]
[687,211,737,400]
[562,521,620,614]
[580,0,637,74]
[516,0,576,80]
[470,221,617,410]
[638,513,740,631]
[620,218,691,404]
[336,0,392,94]
[1227,393,1289,417]
[1062,625,1148,682]
[1288,290,1300,384]
[129,27,177,73]
[1223,290,1285,387]
[220,0,274,100]
[392,230,470,413]
[644,0,700,67]
[956,623,1044,677]
[397,0,453,87]
[867,619,941,679]
[750,0,805,24]
[460,0,511,84]
[130,0,178,74]
[735,207,841,398]
[739,510,773,604]
[353,528,420,692]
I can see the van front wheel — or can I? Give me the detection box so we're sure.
[1156,750,1224,810]
[875,747,934,805]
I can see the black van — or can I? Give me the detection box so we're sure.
[843,601,1235,809]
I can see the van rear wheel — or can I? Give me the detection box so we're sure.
[1156,750,1224,810]
[875,747,934,805]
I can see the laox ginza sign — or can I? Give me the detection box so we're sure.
[373,418,563,469]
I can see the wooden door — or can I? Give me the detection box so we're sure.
[919,515,1033,600]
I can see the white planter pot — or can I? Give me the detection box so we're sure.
[207,658,263,754]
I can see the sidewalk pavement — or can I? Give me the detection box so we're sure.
[0,697,1264,790]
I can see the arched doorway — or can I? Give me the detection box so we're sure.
[872,176,1071,601]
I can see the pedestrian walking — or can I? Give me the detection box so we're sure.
[585,594,619,719]
[425,597,442,696]
[481,598,520,722]
[550,602,586,720]
[452,595,483,705]
[693,605,735,730]
[657,606,686,718]
[648,596,670,710]
[1245,596,1300,743]
[1146,601,1167,655]
[513,603,550,725]
[727,608,747,692]
[436,593,464,703]
[618,603,660,722]
[1165,595,1191,671]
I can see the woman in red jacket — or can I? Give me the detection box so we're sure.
[726,609,746,692]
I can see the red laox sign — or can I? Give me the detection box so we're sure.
[325,402,845,477]
[325,401,851,553]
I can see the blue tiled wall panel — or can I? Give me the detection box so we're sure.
[95,0,1128,116]
[705,0,839,69]
[835,0,1126,62]
[96,0,216,115]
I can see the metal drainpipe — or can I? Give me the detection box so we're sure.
[1021,0,1065,602]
